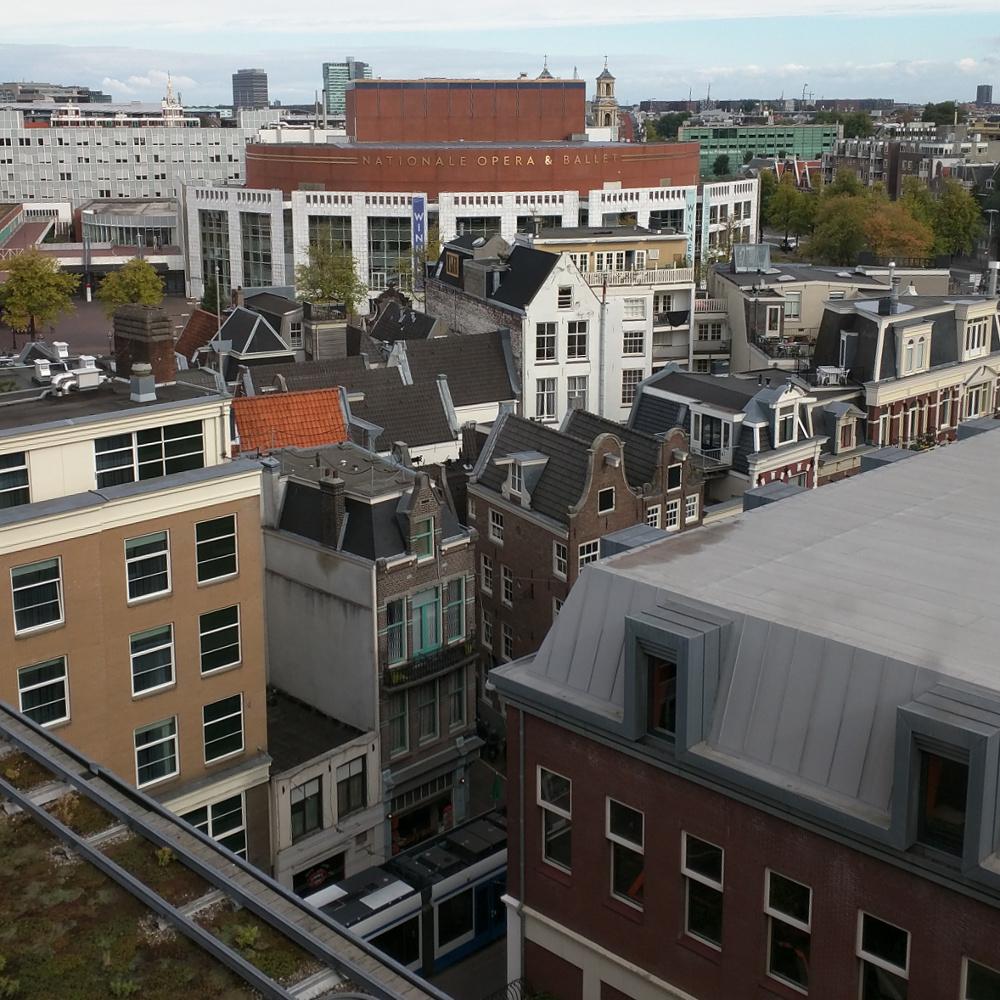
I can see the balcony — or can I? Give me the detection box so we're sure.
[751,335,814,361]
[689,447,732,472]
[653,310,690,328]
[581,266,695,288]
[382,639,478,689]
[694,298,727,314]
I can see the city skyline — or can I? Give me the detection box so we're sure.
[1,12,998,107]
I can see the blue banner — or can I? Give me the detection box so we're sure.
[411,195,426,253]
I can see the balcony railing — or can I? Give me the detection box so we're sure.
[581,266,694,287]
[751,336,814,360]
[382,638,478,688]
[689,447,732,471]
[694,298,727,313]
[653,310,691,327]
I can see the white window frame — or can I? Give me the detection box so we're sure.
[623,297,646,321]
[623,329,645,356]
[667,463,683,492]
[775,404,796,445]
[481,609,493,651]
[766,306,782,334]
[606,797,644,910]
[557,286,573,309]
[536,377,557,421]
[964,317,990,359]
[646,505,661,529]
[681,831,724,950]
[17,656,69,727]
[665,499,680,531]
[963,957,1000,1000]
[129,624,175,696]
[11,557,64,635]
[553,541,568,579]
[501,565,514,607]
[765,869,812,994]
[481,552,494,594]
[535,322,557,363]
[857,911,909,982]
[501,622,514,661]
[510,463,523,497]
[685,494,699,522]
[783,291,802,320]
[199,605,241,675]
[411,516,435,560]
[567,321,588,360]
[553,596,563,618]
[598,487,615,514]
[0,451,30,508]
[202,693,245,764]
[578,540,600,571]
[567,374,588,410]
[489,509,504,544]
[183,792,248,858]
[195,514,238,584]
[537,766,572,873]
[134,716,179,788]
[125,530,171,604]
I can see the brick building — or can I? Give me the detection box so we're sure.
[494,430,1000,1000]
[468,409,702,668]
[260,442,481,857]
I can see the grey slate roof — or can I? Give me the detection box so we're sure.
[369,300,437,342]
[247,357,370,394]
[630,392,688,436]
[215,306,289,355]
[245,292,301,316]
[493,429,1000,829]
[402,333,517,407]
[562,409,661,491]
[474,412,591,524]
[643,369,762,412]
[489,245,558,310]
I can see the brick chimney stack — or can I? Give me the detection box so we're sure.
[318,472,346,548]
[113,304,177,386]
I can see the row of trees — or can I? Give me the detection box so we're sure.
[0,253,165,347]
[761,170,984,266]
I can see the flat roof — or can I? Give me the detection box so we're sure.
[604,429,1000,688]
[82,199,177,216]
[272,442,415,498]
[0,379,223,435]
[265,688,365,772]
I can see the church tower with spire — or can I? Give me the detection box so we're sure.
[592,59,619,140]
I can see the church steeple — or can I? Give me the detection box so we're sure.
[538,55,553,80]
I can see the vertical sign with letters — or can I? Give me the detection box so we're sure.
[411,195,426,290]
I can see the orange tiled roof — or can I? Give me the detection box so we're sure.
[232,388,349,454]
[176,307,220,361]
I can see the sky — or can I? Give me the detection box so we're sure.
[1,2,998,107]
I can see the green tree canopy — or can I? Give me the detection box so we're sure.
[200,273,223,314]
[767,176,811,242]
[653,111,691,140]
[813,110,874,139]
[0,249,78,346]
[758,169,778,220]
[712,154,731,177]
[95,258,165,316]
[923,101,966,126]
[804,194,872,265]
[932,180,983,256]
[295,243,368,314]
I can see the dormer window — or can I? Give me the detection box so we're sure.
[964,317,990,358]
[917,749,968,857]
[901,334,928,375]
[775,405,796,445]
[412,517,434,559]
[648,656,677,737]
[510,463,523,497]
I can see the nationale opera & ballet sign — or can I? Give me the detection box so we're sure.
[359,150,624,169]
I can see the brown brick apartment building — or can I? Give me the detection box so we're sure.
[469,409,702,668]
[493,430,1000,1000]
[0,317,270,865]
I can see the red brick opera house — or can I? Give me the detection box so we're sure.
[245,77,700,197]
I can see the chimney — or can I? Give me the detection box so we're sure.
[988,261,999,299]
[112,304,177,385]
[130,362,156,403]
[318,473,346,548]
[52,341,69,359]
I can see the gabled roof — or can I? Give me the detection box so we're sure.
[489,245,559,310]
[562,409,663,491]
[401,332,518,407]
[232,388,349,454]
[643,369,762,413]
[215,306,289,356]
[474,412,592,524]
[370,300,437,342]
[247,357,370,394]
[176,307,219,362]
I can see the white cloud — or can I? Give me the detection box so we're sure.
[2,0,999,37]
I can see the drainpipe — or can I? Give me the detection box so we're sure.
[518,706,526,984]
[598,278,608,417]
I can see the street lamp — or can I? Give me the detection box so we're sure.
[985,208,998,260]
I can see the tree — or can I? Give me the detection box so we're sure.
[758,169,778,220]
[932,180,983,256]
[767,176,808,243]
[923,101,965,127]
[825,170,865,197]
[0,249,78,347]
[864,202,934,259]
[95,258,165,316]
[804,194,871,265]
[712,154,731,177]
[295,243,367,314]
[813,110,873,138]
[653,111,691,140]
[200,273,223,314]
